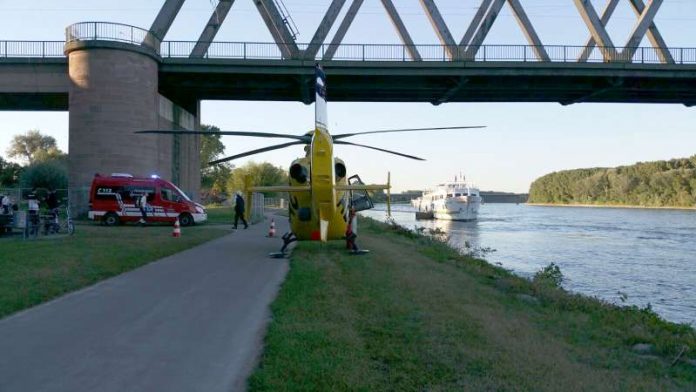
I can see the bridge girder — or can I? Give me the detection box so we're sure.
[146,0,677,65]
[190,0,236,59]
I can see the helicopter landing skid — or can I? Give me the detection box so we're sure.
[269,232,297,258]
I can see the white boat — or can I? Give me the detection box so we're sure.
[411,176,482,221]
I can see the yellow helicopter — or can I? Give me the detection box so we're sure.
[139,65,483,251]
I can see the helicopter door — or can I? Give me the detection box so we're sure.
[348,175,374,212]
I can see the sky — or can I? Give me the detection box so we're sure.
[1,0,695,193]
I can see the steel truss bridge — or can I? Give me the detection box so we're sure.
[2,0,696,110]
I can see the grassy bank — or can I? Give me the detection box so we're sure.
[527,202,696,211]
[249,218,695,391]
[0,224,228,318]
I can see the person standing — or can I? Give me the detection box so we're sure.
[27,188,40,235]
[0,193,9,215]
[137,193,148,226]
[46,189,59,217]
[234,192,248,229]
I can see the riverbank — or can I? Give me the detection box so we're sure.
[527,202,696,211]
[249,217,695,391]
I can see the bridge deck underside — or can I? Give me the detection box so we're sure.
[0,92,68,110]
[160,61,696,109]
[2,60,696,111]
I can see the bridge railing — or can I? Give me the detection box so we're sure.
[65,22,160,54]
[3,38,696,64]
[0,41,65,58]
[160,42,696,64]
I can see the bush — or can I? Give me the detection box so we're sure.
[19,160,68,190]
[532,263,564,288]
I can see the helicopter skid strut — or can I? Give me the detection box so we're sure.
[269,232,297,259]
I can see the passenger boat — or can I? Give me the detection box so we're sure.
[411,176,482,221]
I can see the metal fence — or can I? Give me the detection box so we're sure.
[4,31,696,64]
[0,41,64,58]
[160,42,696,64]
[0,188,72,210]
[249,193,265,223]
[64,22,160,54]
[263,197,286,209]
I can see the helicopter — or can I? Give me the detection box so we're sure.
[138,65,484,251]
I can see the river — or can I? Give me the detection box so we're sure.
[360,203,696,326]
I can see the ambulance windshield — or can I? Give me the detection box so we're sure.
[171,184,192,202]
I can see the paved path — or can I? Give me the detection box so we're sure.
[0,216,290,392]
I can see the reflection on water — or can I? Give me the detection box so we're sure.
[361,204,696,326]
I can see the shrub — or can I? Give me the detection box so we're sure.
[532,262,564,288]
[19,160,68,190]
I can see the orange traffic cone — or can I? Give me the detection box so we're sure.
[172,217,181,238]
[268,219,276,237]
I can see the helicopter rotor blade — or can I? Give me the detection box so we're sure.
[332,126,485,140]
[208,141,306,165]
[333,140,425,161]
[137,129,311,142]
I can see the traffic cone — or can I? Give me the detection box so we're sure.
[268,219,276,237]
[172,217,181,238]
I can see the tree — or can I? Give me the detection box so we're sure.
[6,130,65,164]
[19,160,68,190]
[226,162,288,196]
[199,124,232,194]
[0,156,22,186]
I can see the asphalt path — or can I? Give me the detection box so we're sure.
[0,215,290,392]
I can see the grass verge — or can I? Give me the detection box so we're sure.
[249,217,695,391]
[0,223,228,318]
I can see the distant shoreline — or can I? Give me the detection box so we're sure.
[526,203,696,211]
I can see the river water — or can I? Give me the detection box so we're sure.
[360,204,696,326]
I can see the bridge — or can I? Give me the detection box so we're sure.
[1,0,694,211]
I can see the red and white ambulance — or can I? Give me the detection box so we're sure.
[88,173,207,226]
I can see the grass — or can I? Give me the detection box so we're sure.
[0,223,229,318]
[249,218,696,391]
[205,206,235,224]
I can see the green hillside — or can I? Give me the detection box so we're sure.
[528,156,696,207]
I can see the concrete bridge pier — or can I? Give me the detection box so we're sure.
[64,40,200,214]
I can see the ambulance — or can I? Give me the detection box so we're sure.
[88,173,207,226]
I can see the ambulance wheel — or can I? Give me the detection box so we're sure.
[103,212,120,226]
[179,213,194,227]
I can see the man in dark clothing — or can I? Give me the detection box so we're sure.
[45,189,60,232]
[46,189,59,214]
[234,192,248,229]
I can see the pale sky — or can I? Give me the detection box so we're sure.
[1,0,695,193]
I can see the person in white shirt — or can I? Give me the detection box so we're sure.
[0,194,10,215]
[137,193,148,226]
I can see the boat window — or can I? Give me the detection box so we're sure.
[455,193,461,197]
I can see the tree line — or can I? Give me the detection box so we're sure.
[528,155,696,207]
[1,126,288,203]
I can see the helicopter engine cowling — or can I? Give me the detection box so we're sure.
[334,161,346,180]
[289,163,308,184]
